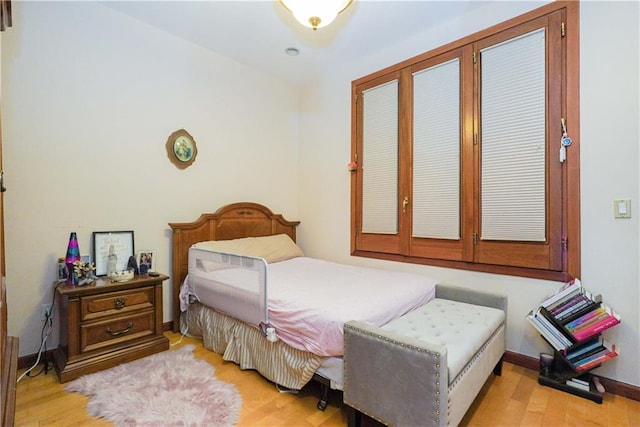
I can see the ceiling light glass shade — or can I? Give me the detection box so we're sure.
[280,0,353,31]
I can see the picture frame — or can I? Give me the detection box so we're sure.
[166,129,197,169]
[57,254,92,282]
[57,258,68,282]
[92,231,135,276]
[136,250,156,275]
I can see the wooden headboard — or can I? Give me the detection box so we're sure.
[168,202,300,332]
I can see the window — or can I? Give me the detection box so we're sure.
[351,1,580,281]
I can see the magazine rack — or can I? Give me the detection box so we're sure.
[527,280,620,403]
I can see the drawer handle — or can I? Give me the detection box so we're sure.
[114,298,127,309]
[106,322,133,337]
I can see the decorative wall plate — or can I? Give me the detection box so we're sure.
[166,129,197,169]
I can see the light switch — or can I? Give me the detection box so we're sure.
[614,199,631,218]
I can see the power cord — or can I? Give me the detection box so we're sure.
[17,282,61,382]
[169,315,200,347]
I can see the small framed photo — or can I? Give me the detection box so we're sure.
[57,258,68,282]
[57,254,91,281]
[137,250,156,275]
[92,231,135,276]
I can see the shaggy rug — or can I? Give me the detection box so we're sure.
[65,344,242,427]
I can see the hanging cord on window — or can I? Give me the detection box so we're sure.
[559,118,572,163]
[17,282,61,382]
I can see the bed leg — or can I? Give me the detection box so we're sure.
[493,354,505,376]
[317,382,329,411]
[347,406,362,427]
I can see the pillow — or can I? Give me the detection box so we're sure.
[193,234,304,265]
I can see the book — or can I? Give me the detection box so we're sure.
[572,340,618,370]
[573,346,611,366]
[526,310,569,351]
[573,348,613,367]
[555,288,599,315]
[566,378,590,391]
[570,377,590,387]
[538,308,574,344]
[546,289,584,313]
[566,338,606,362]
[528,282,621,384]
[566,308,608,331]
[528,308,574,350]
[572,314,621,341]
[541,279,582,309]
[551,294,589,316]
[575,351,618,372]
[557,299,599,323]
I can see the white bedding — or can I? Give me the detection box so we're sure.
[186,256,437,357]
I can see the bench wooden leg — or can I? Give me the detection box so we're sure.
[493,354,505,376]
[347,406,362,427]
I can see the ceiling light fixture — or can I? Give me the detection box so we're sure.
[279,0,353,31]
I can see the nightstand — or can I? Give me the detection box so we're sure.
[52,274,170,383]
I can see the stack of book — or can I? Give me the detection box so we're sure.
[526,307,573,351]
[565,377,590,391]
[564,304,621,341]
[531,279,620,403]
[566,337,618,372]
[526,278,620,366]
[547,287,599,322]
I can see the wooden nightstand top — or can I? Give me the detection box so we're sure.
[56,274,169,297]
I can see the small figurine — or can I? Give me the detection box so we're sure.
[127,255,139,275]
[74,261,96,286]
[107,244,118,277]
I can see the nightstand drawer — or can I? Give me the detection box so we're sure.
[81,286,154,321]
[80,311,155,353]
[54,274,169,382]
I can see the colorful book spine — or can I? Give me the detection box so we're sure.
[575,351,618,372]
[541,279,582,309]
[557,299,599,323]
[566,338,603,362]
[572,314,621,341]
[551,294,589,316]
[566,309,609,332]
[546,289,583,313]
[529,280,621,379]
[571,347,610,365]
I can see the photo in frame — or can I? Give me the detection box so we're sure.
[57,254,91,282]
[57,258,68,282]
[92,231,135,276]
[136,250,156,275]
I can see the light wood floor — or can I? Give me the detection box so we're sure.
[14,332,640,426]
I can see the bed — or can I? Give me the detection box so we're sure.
[168,202,439,408]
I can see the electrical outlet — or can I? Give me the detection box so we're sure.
[41,303,53,321]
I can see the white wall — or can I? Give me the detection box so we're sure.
[1,2,300,356]
[297,1,640,387]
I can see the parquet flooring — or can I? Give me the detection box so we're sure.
[14,332,640,426]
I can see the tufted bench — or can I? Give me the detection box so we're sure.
[344,284,507,427]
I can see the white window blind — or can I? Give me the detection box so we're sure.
[362,80,398,234]
[412,59,461,239]
[480,29,546,242]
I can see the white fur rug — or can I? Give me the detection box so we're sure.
[66,344,242,427]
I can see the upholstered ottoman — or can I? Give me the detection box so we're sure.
[344,284,507,427]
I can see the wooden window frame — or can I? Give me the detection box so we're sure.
[350,1,580,282]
